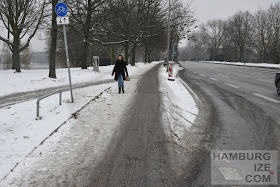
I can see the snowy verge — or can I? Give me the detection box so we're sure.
[0,83,113,181]
[201,60,280,69]
[159,64,209,177]
[158,64,198,146]
[0,62,156,97]
[0,62,161,183]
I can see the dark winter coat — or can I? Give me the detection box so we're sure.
[112,60,128,81]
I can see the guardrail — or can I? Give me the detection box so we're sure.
[36,90,62,118]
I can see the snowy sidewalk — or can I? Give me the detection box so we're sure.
[0,62,159,182]
[0,63,156,97]
[0,63,159,108]
[0,62,200,186]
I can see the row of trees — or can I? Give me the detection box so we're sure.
[180,2,280,64]
[0,0,196,77]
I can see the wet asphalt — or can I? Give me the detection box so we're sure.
[178,61,280,187]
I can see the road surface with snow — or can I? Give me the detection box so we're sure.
[0,62,203,186]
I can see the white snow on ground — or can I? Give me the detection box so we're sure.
[0,62,158,182]
[159,64,198,143]
[202,61,280,69]
[0,63,154,97]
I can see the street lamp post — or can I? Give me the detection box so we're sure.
[166,0,171,72]
[172,43,176,63]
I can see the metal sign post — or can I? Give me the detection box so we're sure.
[55,2,73,103]
[63,25,74,103]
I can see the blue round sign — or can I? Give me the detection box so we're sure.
[55,2,68,17]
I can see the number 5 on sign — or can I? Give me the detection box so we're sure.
[56,17,69,25]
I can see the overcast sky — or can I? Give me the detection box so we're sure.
[190,0,280,24]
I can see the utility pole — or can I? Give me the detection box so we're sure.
[172,43,176,62]
[166,0,171,72]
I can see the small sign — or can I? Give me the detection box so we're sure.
[56,17,69,25]
[55,2,68,17]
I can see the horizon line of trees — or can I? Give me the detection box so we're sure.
[179,2,280,64]
[0,0,196,77]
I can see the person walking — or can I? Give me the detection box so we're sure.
[111,54,129,94]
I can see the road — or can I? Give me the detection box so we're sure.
[178,61,280,186]
[180,61,280,123]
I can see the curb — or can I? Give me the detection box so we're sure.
[199,61,280,70]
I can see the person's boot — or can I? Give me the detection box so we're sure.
[118,87,121,94]
[122,86,124,93]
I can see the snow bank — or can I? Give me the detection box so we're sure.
[0,62,159,182]
[201,61,280,69]
[159,64,198,144]
[0,63,156,97]
[0,84,113,181]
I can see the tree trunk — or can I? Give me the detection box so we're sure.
[131,43,136,66]
[144,51,147,63]
[49,0,58,78]
[12,46,16,69]
[240,46,244,63]
[81,0,92,69]
[144,45,147,63]
[275,44,280,64]
[12,60,16,69]
[12,46,21,72]
[81,40,89,69]
[213,48,217,61]
[12,34,21,72]
[148,52,151,63]
[234,47,238,62]
[125,42,129,62]
[111,46,115,65]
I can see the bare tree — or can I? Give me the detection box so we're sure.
[183,31,208,61]
[169,0,196,47]
[48,0,195,67]
[201,19,224,61]
[267,3,280,64]
[89,0,167,65]
[0,0,47,72]
[252,10,273,63]
[67,0,105,69]
[184,2,280,64]
[227,11,253,62]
